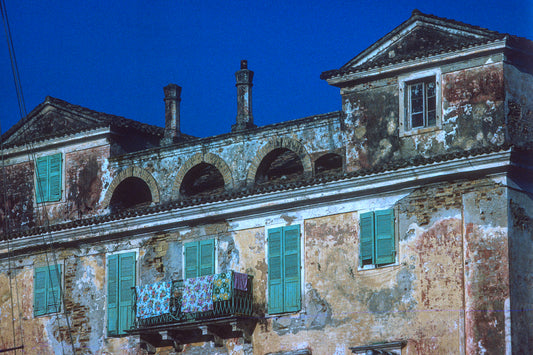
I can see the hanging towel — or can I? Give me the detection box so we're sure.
[234,272,248,291]
[135,281,171,319]
[181,275,214,313]
[213,272,232,301]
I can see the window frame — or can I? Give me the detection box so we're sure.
[35,153,63,203]
[359,208,397,269]
[33,264,62,316]
[399,69,442,136]
[106,250,137,337]
[267,224,302,315]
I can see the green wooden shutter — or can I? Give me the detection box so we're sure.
[48,153,62,201]
[375,209,395,265]
[47,264,61,313]
[360,212,375,266]
[118,252,136,334]
[268,227,283,314]
[34,266,48,316]
[36,156,49,203]
[199,239,215,276]
[184,242,199,279]
[283,225,301,312]
[107,254,119,336]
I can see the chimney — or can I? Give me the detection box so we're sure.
[162,83,182,145]
[232,60,256,132]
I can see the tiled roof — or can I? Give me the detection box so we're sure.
[1,143,517,241]
[1,96,165,148]
[320,10,528,81]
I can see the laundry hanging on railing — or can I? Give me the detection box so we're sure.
[181,275,214,313]
[213,272,232,301]
[234,272,248,291]
[136,281,171,319]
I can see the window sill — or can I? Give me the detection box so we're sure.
[399,125,441,137]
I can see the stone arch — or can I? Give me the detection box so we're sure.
[172,153,234,197]
[102,166,160,209]
[246,137,312,185]
[314,152,343,175]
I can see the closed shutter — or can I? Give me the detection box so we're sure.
[47,264,61,313]
[283,225,300,312]
[360,212,374,266]
[35,153,62,202]
[48,153,62,201]
[199,239,215,276]
[184,242,199,279]
[375,209,395,265]
[107,254,119,336]
[34,266,48,316]
[268,227,283,314]
[35,157,49,203]
[118,252,136,334]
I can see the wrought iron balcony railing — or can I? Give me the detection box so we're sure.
[131,271,253,330]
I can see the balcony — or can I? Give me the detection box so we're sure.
[127,271,255,351]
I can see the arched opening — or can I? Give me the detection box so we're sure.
[109,177,152,212]
[255,148,303,185]
[179,162,225,198]
[315,153,343,175]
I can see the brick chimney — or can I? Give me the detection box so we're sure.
[232,60,256,132]
[162,83,182,146]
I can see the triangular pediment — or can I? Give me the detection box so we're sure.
[321,10,505,80]
[2,97,108,147]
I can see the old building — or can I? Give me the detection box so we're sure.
[0,10,532,354]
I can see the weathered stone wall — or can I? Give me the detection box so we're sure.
[0,161,34,236]
[340,60,507,172]
[505,63,533,146]
[508,180,533,353]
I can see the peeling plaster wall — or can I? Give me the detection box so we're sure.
[340,60,507,172]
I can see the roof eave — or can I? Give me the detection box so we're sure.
[324,40,507,87]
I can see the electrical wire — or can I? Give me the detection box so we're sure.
[0,0,76,353]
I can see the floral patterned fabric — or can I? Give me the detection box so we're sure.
[136,281,171,319]
[213,272,232,301]
[181,275,214,313]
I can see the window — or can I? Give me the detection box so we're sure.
[268,225,301,314]
[107,252,136,336]
[359,209,396,267]
[184,239,215,279]
[399,69,441,135]
[35,153,62,203]
[34,264,62,316]
[407,78,436,129]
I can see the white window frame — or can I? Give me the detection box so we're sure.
[399,68,442,136]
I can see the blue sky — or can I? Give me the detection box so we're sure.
[1,1,532,138]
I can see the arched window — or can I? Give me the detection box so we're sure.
[109,177,152,212]
[255,148,303,184]
[314,153,343,175]
[179,163,225,198]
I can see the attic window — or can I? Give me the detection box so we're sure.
[399,69,441,136]
[109,177,152,211]
[255,148,303,184]
[314,153,343,175]
[179,163,225,198]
